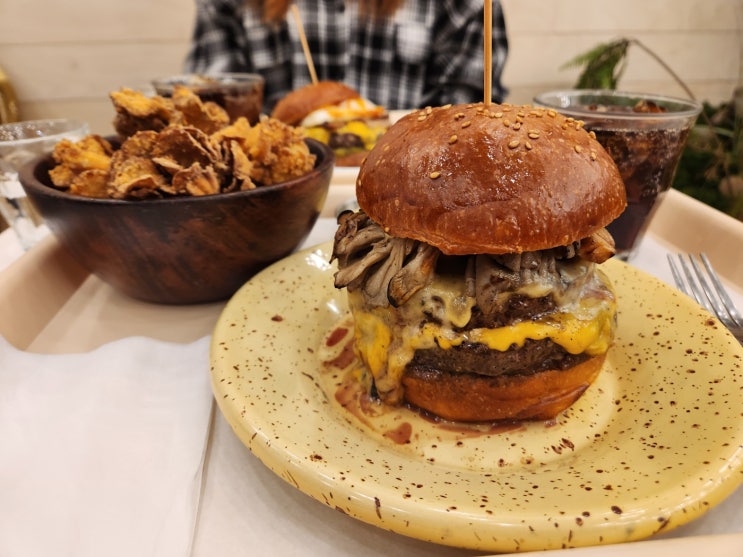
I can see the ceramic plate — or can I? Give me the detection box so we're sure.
[210,242,743,553]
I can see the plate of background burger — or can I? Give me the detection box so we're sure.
[209,241,743,554]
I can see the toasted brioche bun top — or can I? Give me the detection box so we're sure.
[271,81,361,125]
[356,103,627,255]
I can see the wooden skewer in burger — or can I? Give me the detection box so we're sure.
[331,102,627,422]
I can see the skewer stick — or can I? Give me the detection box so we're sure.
[483,0,492,105]
[290,4,318,85]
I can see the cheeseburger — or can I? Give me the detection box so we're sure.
[331,103,627,423]
[271,81,389,166]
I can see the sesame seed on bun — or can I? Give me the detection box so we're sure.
[356,103,626,255]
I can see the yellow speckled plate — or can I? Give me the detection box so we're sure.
[210,242,743,553]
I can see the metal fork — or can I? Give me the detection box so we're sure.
[667,253,743,344]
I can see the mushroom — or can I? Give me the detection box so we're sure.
[474,254,520,315]
[332,211,615,314]
[337,238,394,294]
[578,228,616,263]
[361,237,414,307]
[332,211,389,291]
[332,210,440,308]
[387,243,439,307]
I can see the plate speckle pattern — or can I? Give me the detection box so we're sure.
[210,242,743,553]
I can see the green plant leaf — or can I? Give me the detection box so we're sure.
[561,39,630,90]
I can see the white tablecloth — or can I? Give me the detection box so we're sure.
[0,335,212,557]
[0,227,24,274]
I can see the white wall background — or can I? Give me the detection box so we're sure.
[1,0,741,134]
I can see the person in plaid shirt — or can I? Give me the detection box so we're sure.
[184,0,508,112]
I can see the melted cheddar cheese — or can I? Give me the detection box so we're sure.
[300,98,389,155]
[348,263,617,404]
[304,119,388,154]
[301,98,386,127]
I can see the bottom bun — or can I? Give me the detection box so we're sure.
[401,354,606,422]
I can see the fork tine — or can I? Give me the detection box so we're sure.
[666,254,688,295]
[698,253,743,327]
[677,253,741,329]
[687,254,728,320]
[667,253,743,345]
[675,254,711,310]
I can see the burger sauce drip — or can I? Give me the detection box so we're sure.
[383,422,412,444]
[319,316,546,443]
[334,376,378,430]
[324,326,356,369]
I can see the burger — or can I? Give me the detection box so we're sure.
[330,103,627,423]
[271,81,389,166]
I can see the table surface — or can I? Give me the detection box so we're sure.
[1,191,742,557]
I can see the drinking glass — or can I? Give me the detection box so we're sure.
[534,90,702,260]
[152,73,265,125]
[0,119,89,250]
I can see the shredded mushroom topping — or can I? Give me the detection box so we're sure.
[332,211,616,310]
[332,211,439,307]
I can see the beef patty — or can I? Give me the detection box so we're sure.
[410,293,587,378]
[408,338,589,379]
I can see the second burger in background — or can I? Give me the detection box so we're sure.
[271,81,389,166]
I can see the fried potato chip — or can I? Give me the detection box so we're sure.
[108,152,167,199]
[52,136,112,171]
[171,163,222,196]
[151,156,184,177]
[171,85,230,135]
[119,130,159,158]
[227,139,256,191]
[152,126,222,171]
[49,88,318,200]
[243,117,315,185]
[50,135,114,190]
[111,88,180,137]
[48,164,76,189]
[110,88,171,118]
[210,116,253,143]
[69,169,110,199]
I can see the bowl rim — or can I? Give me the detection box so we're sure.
[19,138,334,206]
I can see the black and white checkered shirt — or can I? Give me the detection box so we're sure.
[184,0,508,111]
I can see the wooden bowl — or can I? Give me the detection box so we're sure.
[19,139,334,304]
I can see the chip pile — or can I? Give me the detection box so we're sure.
[49,86,316,199]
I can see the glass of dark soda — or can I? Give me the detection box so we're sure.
[153,73,265,125]
[534,90,701,260]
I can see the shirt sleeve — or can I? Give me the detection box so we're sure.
[184,0,252,73]
[421,0,509,107]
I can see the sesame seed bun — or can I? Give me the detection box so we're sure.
[356,103,627,255]
[335,102,624,424]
